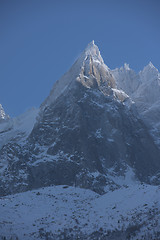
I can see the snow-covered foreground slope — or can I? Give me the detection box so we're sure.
[0,184,160,240]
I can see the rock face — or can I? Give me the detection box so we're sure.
[112,61,160,148]
[0,42,160,196]
[0,104,9,122]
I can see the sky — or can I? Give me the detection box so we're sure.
[0,0,160,117]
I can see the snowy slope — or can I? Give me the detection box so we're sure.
[0,184,160,240]
[0,108,39,177]
[0,107,39,149]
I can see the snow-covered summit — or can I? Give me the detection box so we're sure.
[148,61,155,69]
[112,60,160,148]
[112,65,140,95]
[141,61,159,75]
[133,62,160,105]
[139,61,160,83]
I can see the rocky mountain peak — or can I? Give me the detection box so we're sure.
[41,41,114,108]
[147,61,156,69]
[82,40,104,64]
[123,63,130,71]
[0,104,9,121]
[140,61,159,82]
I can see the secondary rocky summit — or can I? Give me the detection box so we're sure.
[0,41,160,196]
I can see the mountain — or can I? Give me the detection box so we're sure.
[1,41,160,240]
[0,41,160,197]
[0,107,38,192]
[112,62,160,148]
[112,63,140,95]
[0,104,9,122]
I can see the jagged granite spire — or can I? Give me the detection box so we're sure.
[82,40,104,64]
[0,104,9,121]
[41,41,113,108]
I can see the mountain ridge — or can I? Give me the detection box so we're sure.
[1,41,160,197]
[1,41,160,240]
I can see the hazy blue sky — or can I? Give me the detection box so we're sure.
[0,0,160,116]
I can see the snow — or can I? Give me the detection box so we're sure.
[112,88,129,101]
[91,99,104,108]
[139,62,159,82]
[84,40,104,64]
[0,184,159,239]
[0,108,38,150]
[0,104,9,120]
[107,138,114,142]
[112,65,140,95]
[12,107,39,134]
[0,119,12,133]
[95,128,103,138]
[107,166,138,187]
[0,186,97,239]
[124,63,130,70]
[112,61,160,149]
[0,42,160,239]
